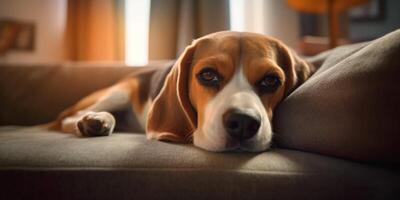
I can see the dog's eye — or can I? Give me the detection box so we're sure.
[197,68,222,87]
[258,75,281,93]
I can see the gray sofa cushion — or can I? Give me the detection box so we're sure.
[274,30,400,163]
[1,127,399,200]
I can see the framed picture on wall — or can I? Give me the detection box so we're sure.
[0,20,35,55]
[349,0,385,21]
[12,22,35,51]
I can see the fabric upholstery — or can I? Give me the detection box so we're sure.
[274,30,400,163]
[1,32,400,199]
[1,127,399,200]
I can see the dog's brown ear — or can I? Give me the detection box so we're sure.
[146,42,197,143]
[274,40,316,95]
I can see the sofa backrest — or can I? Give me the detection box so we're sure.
[0,62,170,126]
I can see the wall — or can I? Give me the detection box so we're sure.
[262,0,299,48]
[0,0,67,64]
[349,0,400,40]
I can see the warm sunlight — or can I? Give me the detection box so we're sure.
[229,0,245,31]
[125,0,151,66]
[229,0,265,33]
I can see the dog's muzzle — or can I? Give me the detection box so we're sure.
[223,108,261,142]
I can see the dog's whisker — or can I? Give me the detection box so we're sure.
[185,134,193,143]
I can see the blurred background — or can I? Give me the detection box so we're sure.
[0,0,399,66]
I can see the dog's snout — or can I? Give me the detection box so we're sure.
[223,109,261,141]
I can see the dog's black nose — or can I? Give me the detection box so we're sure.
[223,109,261,141]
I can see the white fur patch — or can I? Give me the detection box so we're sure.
[193,66,272,152]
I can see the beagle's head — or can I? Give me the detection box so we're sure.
[147,31,314,152]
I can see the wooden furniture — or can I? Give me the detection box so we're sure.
[288,0,368,49]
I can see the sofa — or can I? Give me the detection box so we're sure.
[1,30,400,200]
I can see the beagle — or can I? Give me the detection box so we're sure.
[48,31,315,152]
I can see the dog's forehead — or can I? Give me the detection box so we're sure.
[241,34,276,60]
[193,32,277,63]
[193,34,240,59]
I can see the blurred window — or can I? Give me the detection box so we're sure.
[125,0,151,65]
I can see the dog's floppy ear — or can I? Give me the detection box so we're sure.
[274,40,316,95]
[146,42,197,143]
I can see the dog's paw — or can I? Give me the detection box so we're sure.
[77,112,115,137]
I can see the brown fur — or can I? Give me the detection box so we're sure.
[147,32,315,142]
[48,31,315,143]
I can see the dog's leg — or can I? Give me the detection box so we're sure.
[46,67,162,137]
[56,81,136,137]
[61,111,116,137]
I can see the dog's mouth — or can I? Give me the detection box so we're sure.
[192,135,271,152]
[222,137,270,152]
[193,118,272,152]
[220,145,268,153]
